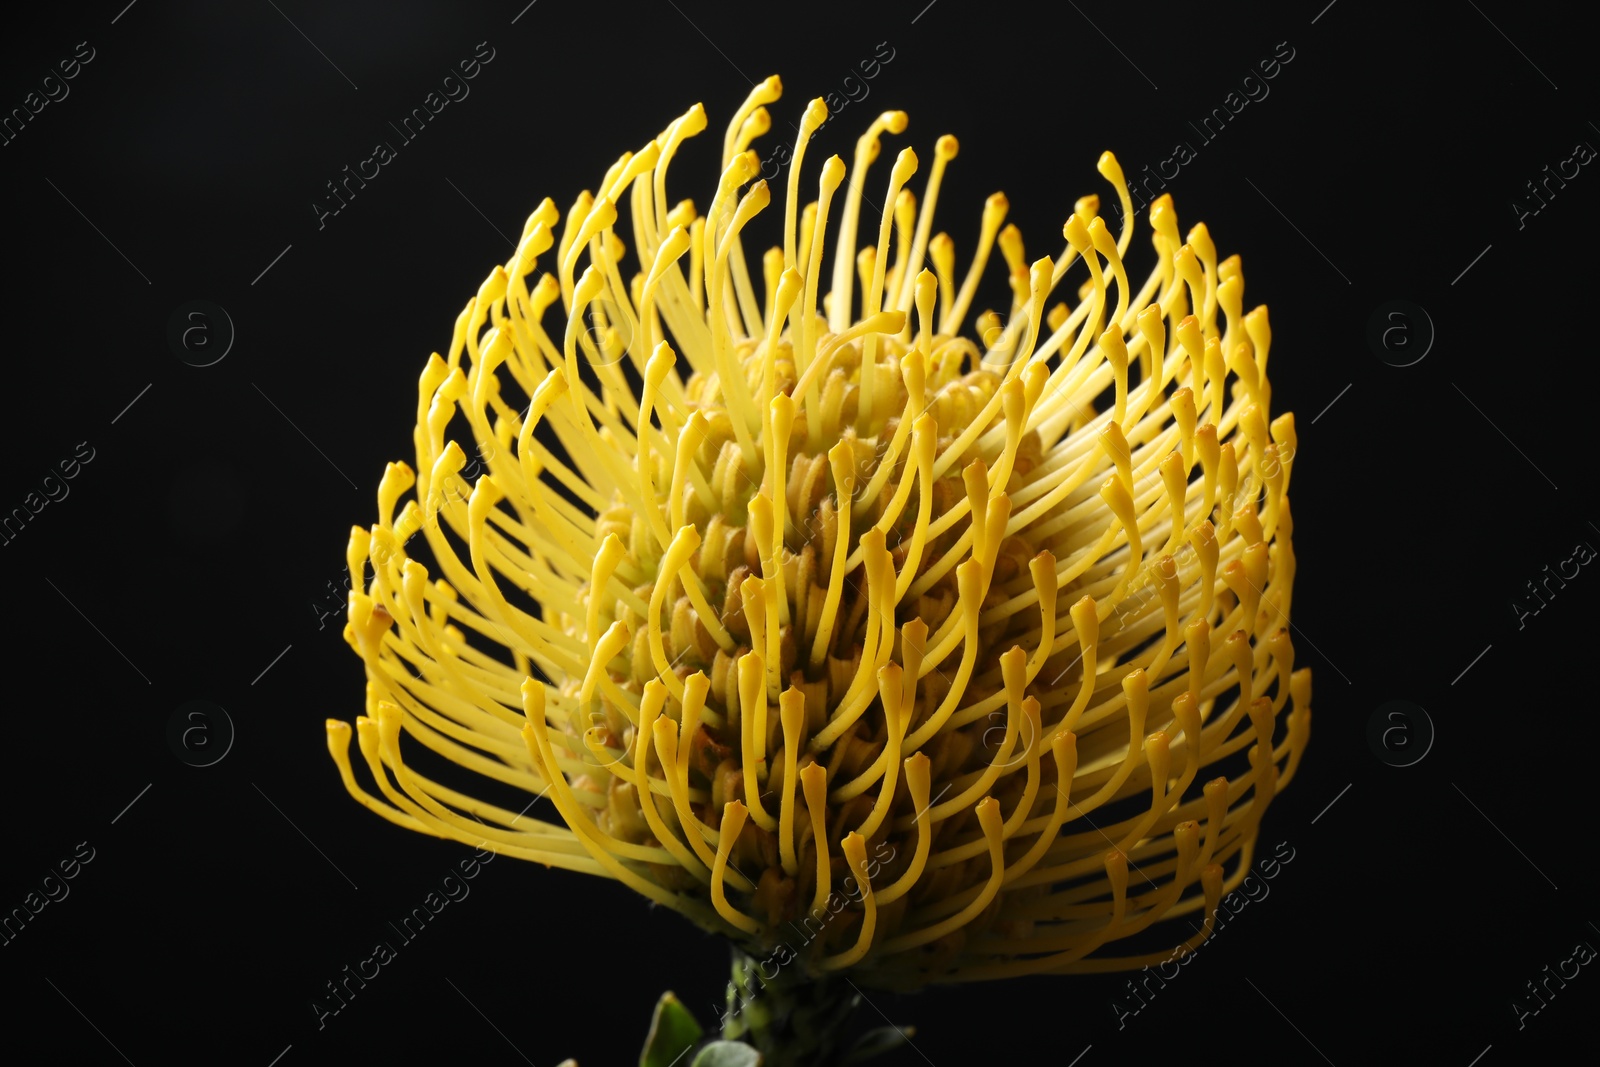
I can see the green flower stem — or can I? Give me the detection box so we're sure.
[718,947,861,1067]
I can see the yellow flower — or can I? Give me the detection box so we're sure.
[326,74,1311,991]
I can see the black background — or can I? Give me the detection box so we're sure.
[3,1,1596,1064]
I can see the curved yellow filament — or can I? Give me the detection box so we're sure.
[852,663,907,841]
[737,652,777,832]
[633,681,712,884]
[819,833,878,971]
[711,801,763,936]
[801,763,832,919]
[777,687,807,876]
[880,798,1005,954]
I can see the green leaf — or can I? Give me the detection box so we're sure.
[640,992,704,1067]
[690,1040,763,1067]
[840,1024,916,1065]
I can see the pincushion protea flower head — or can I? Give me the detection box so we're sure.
[328,74,1311,995]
